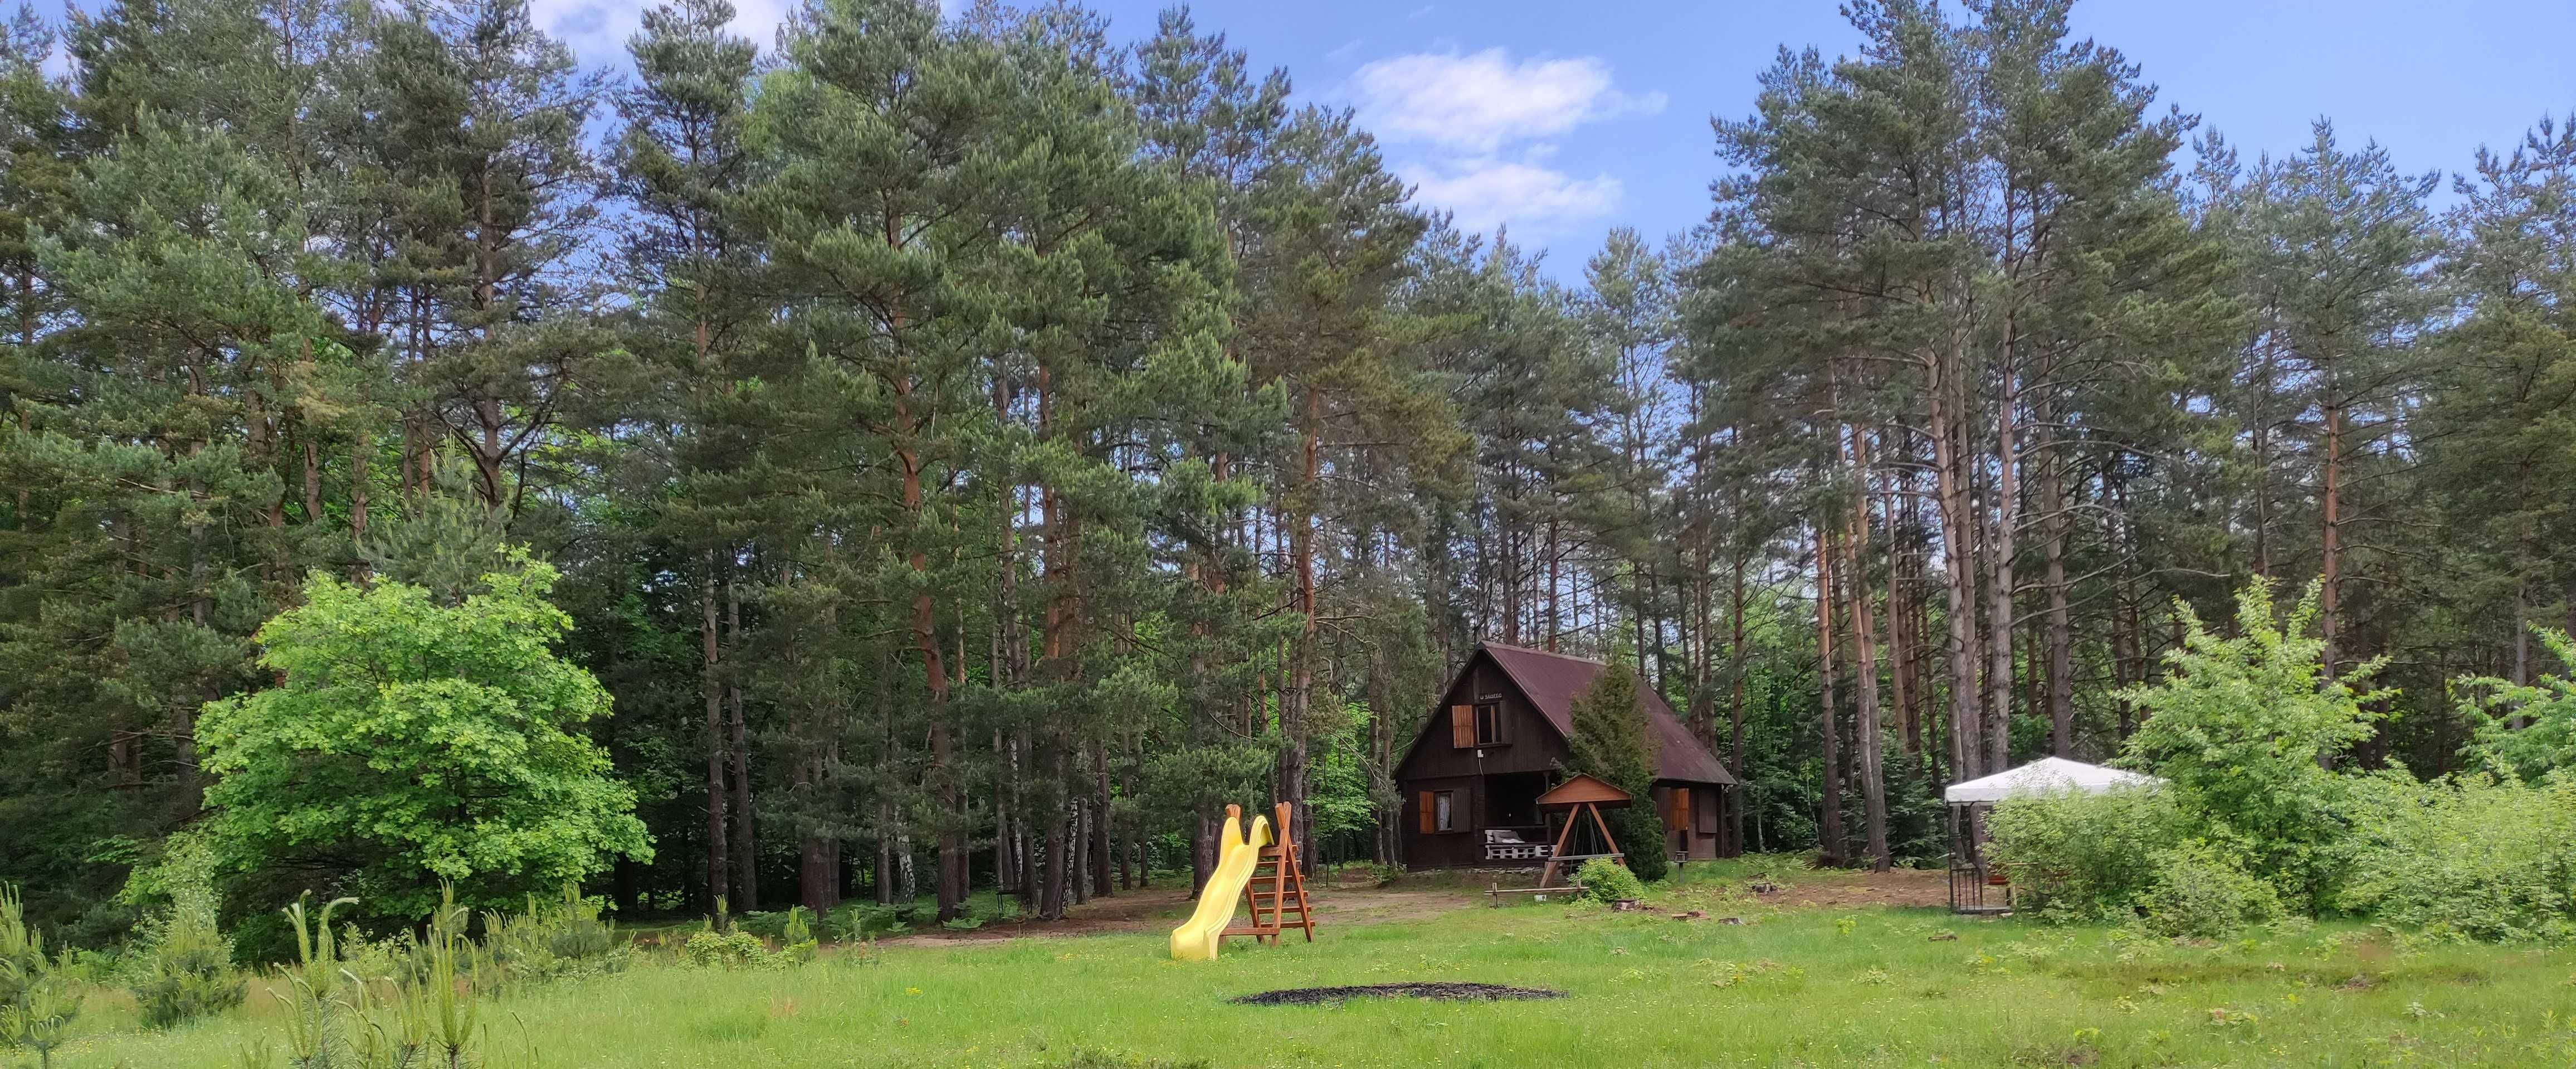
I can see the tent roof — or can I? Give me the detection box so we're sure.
[1943,757,2165,804]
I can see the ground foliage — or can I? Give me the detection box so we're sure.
[1,0,2574,953]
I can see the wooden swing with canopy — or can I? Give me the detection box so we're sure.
[1533,773,1631,891]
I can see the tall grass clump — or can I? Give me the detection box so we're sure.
[480,884,628,985]
[238,881,607,1069]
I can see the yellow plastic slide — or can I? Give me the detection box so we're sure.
[1169,808,1271,961]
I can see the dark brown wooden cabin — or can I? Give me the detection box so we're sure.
[1393,643,1739,869]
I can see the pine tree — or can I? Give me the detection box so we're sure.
[1237,105,1436,867]
[606,0,767,920]
[1561,654,1668,880]
[2424,116,2576,691]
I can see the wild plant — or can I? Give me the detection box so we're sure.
[419,889,479,1069]
[129,871,247,1028]
[274,892,358,1068]
[0,885,79,1068]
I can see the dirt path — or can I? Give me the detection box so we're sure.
[1738,867,1948,910]
[882,873,1425,945]
[881,865,1948,947]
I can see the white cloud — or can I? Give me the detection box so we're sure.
[1398,157,1621,236]
[1345,47,1658,237]
[1349,47,1665,154]
[527,0,796,62]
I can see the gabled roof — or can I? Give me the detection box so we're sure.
[1535,773,1633,808]
[1472,642,1737,786]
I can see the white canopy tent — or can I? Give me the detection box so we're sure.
[1944,757,2164,804]
[1945,757,2165,913]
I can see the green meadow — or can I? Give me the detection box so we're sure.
[45,866,2576,1069]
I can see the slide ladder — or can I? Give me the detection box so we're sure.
[1226,803,1315,945]
[1168,803,1315,960]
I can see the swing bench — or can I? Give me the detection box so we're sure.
[1486,774,1631,905]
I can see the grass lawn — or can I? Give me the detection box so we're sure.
[47,863,2576,1068]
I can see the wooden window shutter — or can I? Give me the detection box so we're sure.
[1450,704,1474,748]
[1417,791,1436,834]
[1671,788,1692,832]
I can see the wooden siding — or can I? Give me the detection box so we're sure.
[1397,646,1741,869]
[1391,655,1568,781]
[1400,775,1484,869]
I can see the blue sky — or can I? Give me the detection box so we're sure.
[29,0,2576,279]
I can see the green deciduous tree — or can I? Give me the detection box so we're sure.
[2119,579,2388,908]
[196,554,650,918]
[2460,628,2576,783]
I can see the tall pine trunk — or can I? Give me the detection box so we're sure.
[1984,364,2019,776]
[1279,387,1321,869]
[1814,525,1845,866]
[726,575,757,912]
[1929,354,1985,779]
[1846,430,1890,871]
[701,551,729,919]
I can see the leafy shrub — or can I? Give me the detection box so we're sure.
[736,910,794,940]
[2459,628,2576,783]
[2338,773,2576,942]
[2135,839,2284,939]
[2118,580,2385,911]
[684,928,770,969]
[824,902,920,941]
[1987,787,2189,923]
[739,905,826,945]
[1573,858,1647,904]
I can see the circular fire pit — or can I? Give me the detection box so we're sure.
[1230,983,1567,1006]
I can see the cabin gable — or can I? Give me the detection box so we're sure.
[1395,643,1742,869]
[1391,649,1569,782]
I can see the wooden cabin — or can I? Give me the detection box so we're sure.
[1393,643,1739,869]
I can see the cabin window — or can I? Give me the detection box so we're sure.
[1433,790,1456,832]
[1474,702,1504,746]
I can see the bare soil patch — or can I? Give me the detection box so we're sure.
[1230,982,1565,1006]
[1747,867,1949,909]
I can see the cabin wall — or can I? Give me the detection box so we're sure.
[1394,648,1742,869]
[1650,781,1727,861]
[1394,653,1571,869]
[1399,775,1484,869]
[1393,656,1567,781]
